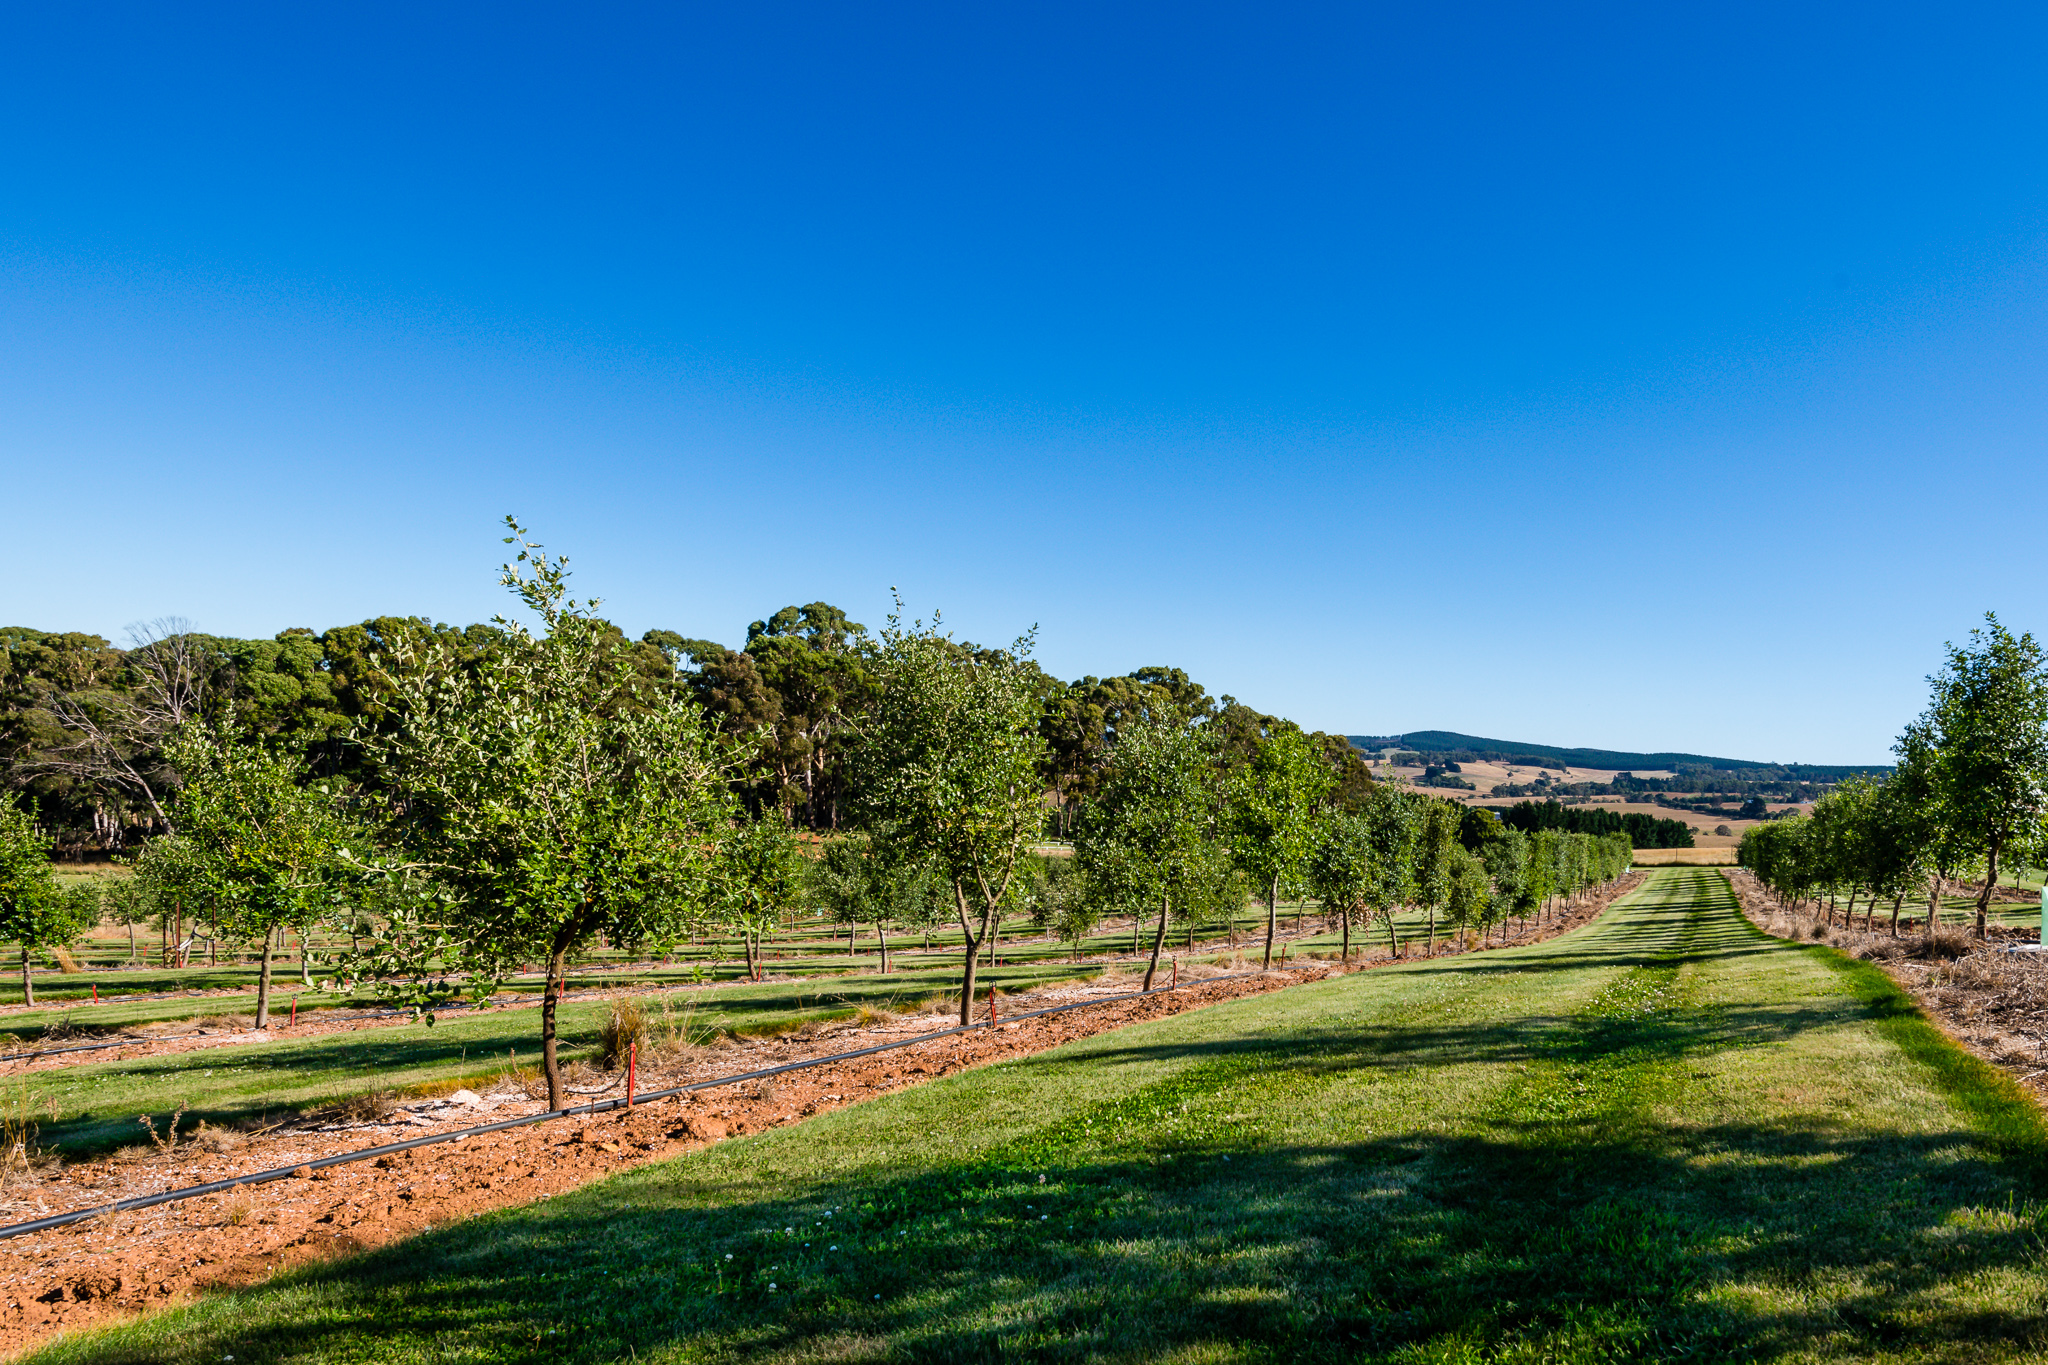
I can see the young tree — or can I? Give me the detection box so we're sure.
[0,796,93,1005]
[1305,808,1372,961]
[101,875,151,964]
[1479,827,1529,943]
[847,608,1048,1024]
[157,726,361,1027]
[715,809,807,981]
[1074,719,1219,989]
[1918,614,2048,938]
[1226,726,1336,969]
[1362,787,1419,955]
[363,523,744,1108]
[814,835,892,967]
[1410,799,1461,955]
[1443,845,1492,947]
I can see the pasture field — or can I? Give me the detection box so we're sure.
[1630,845,1738,866]
[34,867,2048,1363]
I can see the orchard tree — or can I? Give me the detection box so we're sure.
[362,523,745,1108]
[1443,845,1492,947]
[1917,614,2048,938]
[1478,826,1529,942]
[715,809,807,981]
[1362,786,1419,955]
[847,606,1048,1024]
[1410,798,1461,955]
[1305,808,1372,961]
[157,726,362,1027]
[0,796,93,1005]
[1074,719,1219,989]
[1227,725,1336,968]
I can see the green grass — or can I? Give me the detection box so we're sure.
[30,867,2048,1362]
[33,962,1109,1152]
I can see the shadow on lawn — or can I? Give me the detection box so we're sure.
[47,1113,2048,1365]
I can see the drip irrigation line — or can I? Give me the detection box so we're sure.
[0,965,1312,1242]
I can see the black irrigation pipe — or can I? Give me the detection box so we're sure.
[0,965,1311,1242]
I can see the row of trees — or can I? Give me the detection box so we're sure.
[1741,613,2048,938]
[0,527,1381,1109]
[0,526,1659,1106]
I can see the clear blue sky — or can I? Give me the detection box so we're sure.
[4,2,2045,764]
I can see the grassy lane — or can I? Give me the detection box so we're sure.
[35,869,2048,1363]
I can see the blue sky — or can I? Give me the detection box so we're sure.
[4,2,2046,764]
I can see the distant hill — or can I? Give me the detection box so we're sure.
[1347,731,1885,781]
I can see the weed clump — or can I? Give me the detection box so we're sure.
[601,998,648,1069]
[337,1090,398,1123]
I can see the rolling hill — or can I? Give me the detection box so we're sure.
[1347,730,1884,781]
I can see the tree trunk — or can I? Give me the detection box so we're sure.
[300,928,314,987]
[542,948,569,1109]
[879,923,890,973]
[1928,876,1941,933]
[1844,889,1858,924]
[1977,841,1999,939]
[1341,912,1350,962]
[254,926,275,1029]
[1385,911,1401,957]
[1890,891,1905,938]
[1262,876,1278,969]
[1427,905,1437,958]
[1142,895,1170,990]
[953,881,989,1027]
[19,946,31,1007]
[127,919,137,965]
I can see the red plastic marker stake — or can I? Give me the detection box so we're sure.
[627,1040,637,1108]
[290,996,297,1026]
[1171,959,1178,990]
[91,984,98,1003]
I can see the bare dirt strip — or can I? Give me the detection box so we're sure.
[0,876,1644,1357]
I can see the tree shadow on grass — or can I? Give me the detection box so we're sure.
[44,1113,2048,1365]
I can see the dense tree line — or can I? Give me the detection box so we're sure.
[1742,613,2048,939]
[1491,800,1696,849]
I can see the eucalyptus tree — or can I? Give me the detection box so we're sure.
[0,796,93,1005]
[1917,614,2048,937]
[156,725,362,1027]
[361,523,745,1108]
[1227,725,1336,968]
[846,606,1049,1024]
[1075,719,1220,989]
